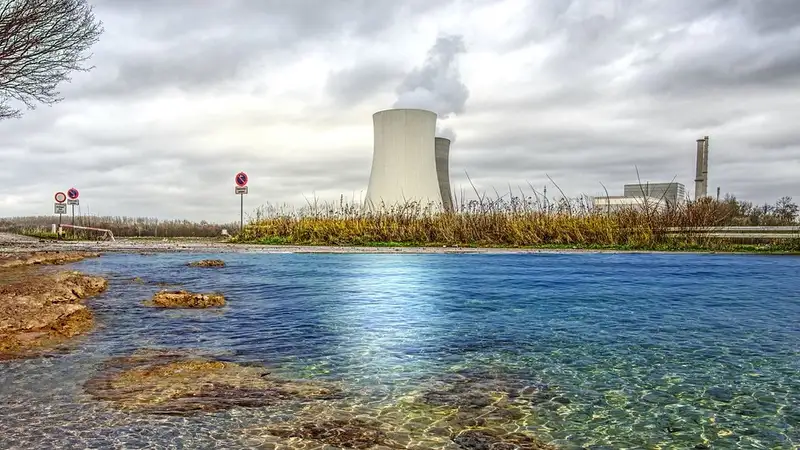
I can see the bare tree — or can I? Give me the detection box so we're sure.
[0,0,103,119]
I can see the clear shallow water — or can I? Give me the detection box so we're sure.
[1,252,798,449]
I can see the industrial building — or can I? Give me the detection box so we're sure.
[623,182,686,207]
[593,196,668,213]
[364,108,450,212]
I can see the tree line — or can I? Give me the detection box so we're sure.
[717,195,799,226]
[0,215,239,238]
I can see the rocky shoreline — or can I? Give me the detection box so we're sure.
[0,251,107,360]
[0,246,560,448]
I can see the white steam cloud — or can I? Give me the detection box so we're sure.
[393,34,469,141]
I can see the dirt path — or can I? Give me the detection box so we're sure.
[0,232,710,255]
[0,232,565,255]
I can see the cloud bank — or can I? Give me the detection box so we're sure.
[0,0,798,223]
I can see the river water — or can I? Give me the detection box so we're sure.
[1,252,798,449]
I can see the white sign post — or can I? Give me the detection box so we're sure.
[54,192,67,239]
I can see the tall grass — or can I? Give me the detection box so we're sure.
[234,193,799,250]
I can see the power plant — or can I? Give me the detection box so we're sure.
[363,106,712,214]
[364,108,453,212]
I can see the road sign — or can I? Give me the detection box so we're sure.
[67,187,79,200]
[67,199,79,206]
[54,192,66,203]
[235,186,248,194]
[55,203,67,214]
[235,172,248,187]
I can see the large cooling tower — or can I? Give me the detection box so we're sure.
[364,109,443,211]
[435,137,454,212]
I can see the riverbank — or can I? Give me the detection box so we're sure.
[2,233,798,255]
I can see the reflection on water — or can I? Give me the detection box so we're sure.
[1,252,799,449]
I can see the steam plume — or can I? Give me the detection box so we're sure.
[393,34,469,141]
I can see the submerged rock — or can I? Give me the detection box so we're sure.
[266,418,396,449]
[145,290,226,308]
[244,403,457,449]
[187,259,225,268]
[85,349,343,415]
[0,270,108,359]
[244,368,556,449]
[452,429,555,450]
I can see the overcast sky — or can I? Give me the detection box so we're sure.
[1,0,799,222]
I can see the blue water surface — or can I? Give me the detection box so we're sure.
[0,252,798,449]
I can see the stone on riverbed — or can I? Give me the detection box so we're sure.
[84,349,343,415]
[187,259,225,267]
[265,418,397,449]
[242,368,557,449]
[145,290,226,308]
[452,429,554,450]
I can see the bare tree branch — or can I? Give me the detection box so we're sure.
[0,0,103,119]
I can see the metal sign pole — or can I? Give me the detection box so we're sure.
[234,172,248,234]
[71,204,75,238]
[58,213,62,240]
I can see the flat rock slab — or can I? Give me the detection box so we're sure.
[0,270,108,359]
[187,259,225,267]
[85,349,343,415]
[145,290,226,308]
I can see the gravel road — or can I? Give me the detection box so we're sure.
[0,232,545,254]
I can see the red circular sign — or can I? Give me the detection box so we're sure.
[67,187,79,200]
[54,192,66,203]
[235,172,248,187]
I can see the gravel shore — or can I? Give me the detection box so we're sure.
[0,232,592,255]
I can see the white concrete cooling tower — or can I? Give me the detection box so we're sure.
[435,137,454,212]
[364,108,443,212]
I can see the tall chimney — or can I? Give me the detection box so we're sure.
[701,136,709,199]
[694,138,705,200]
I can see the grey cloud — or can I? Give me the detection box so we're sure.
[71,0,448,99]
[326,62,404,106]
[2,0,799,222]
[739,0,800,34]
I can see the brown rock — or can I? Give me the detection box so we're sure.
[187,259,225,267]
[0,251,100,269]
[0,270,108,359]
[145,290,226,308]
[85,349,342,415]
[452,429,555,450]
[266,418,396,449]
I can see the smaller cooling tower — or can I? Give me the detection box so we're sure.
[364,108,443,212]
[435,137,454,212]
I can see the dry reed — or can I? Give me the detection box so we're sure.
[235,193,799,250]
